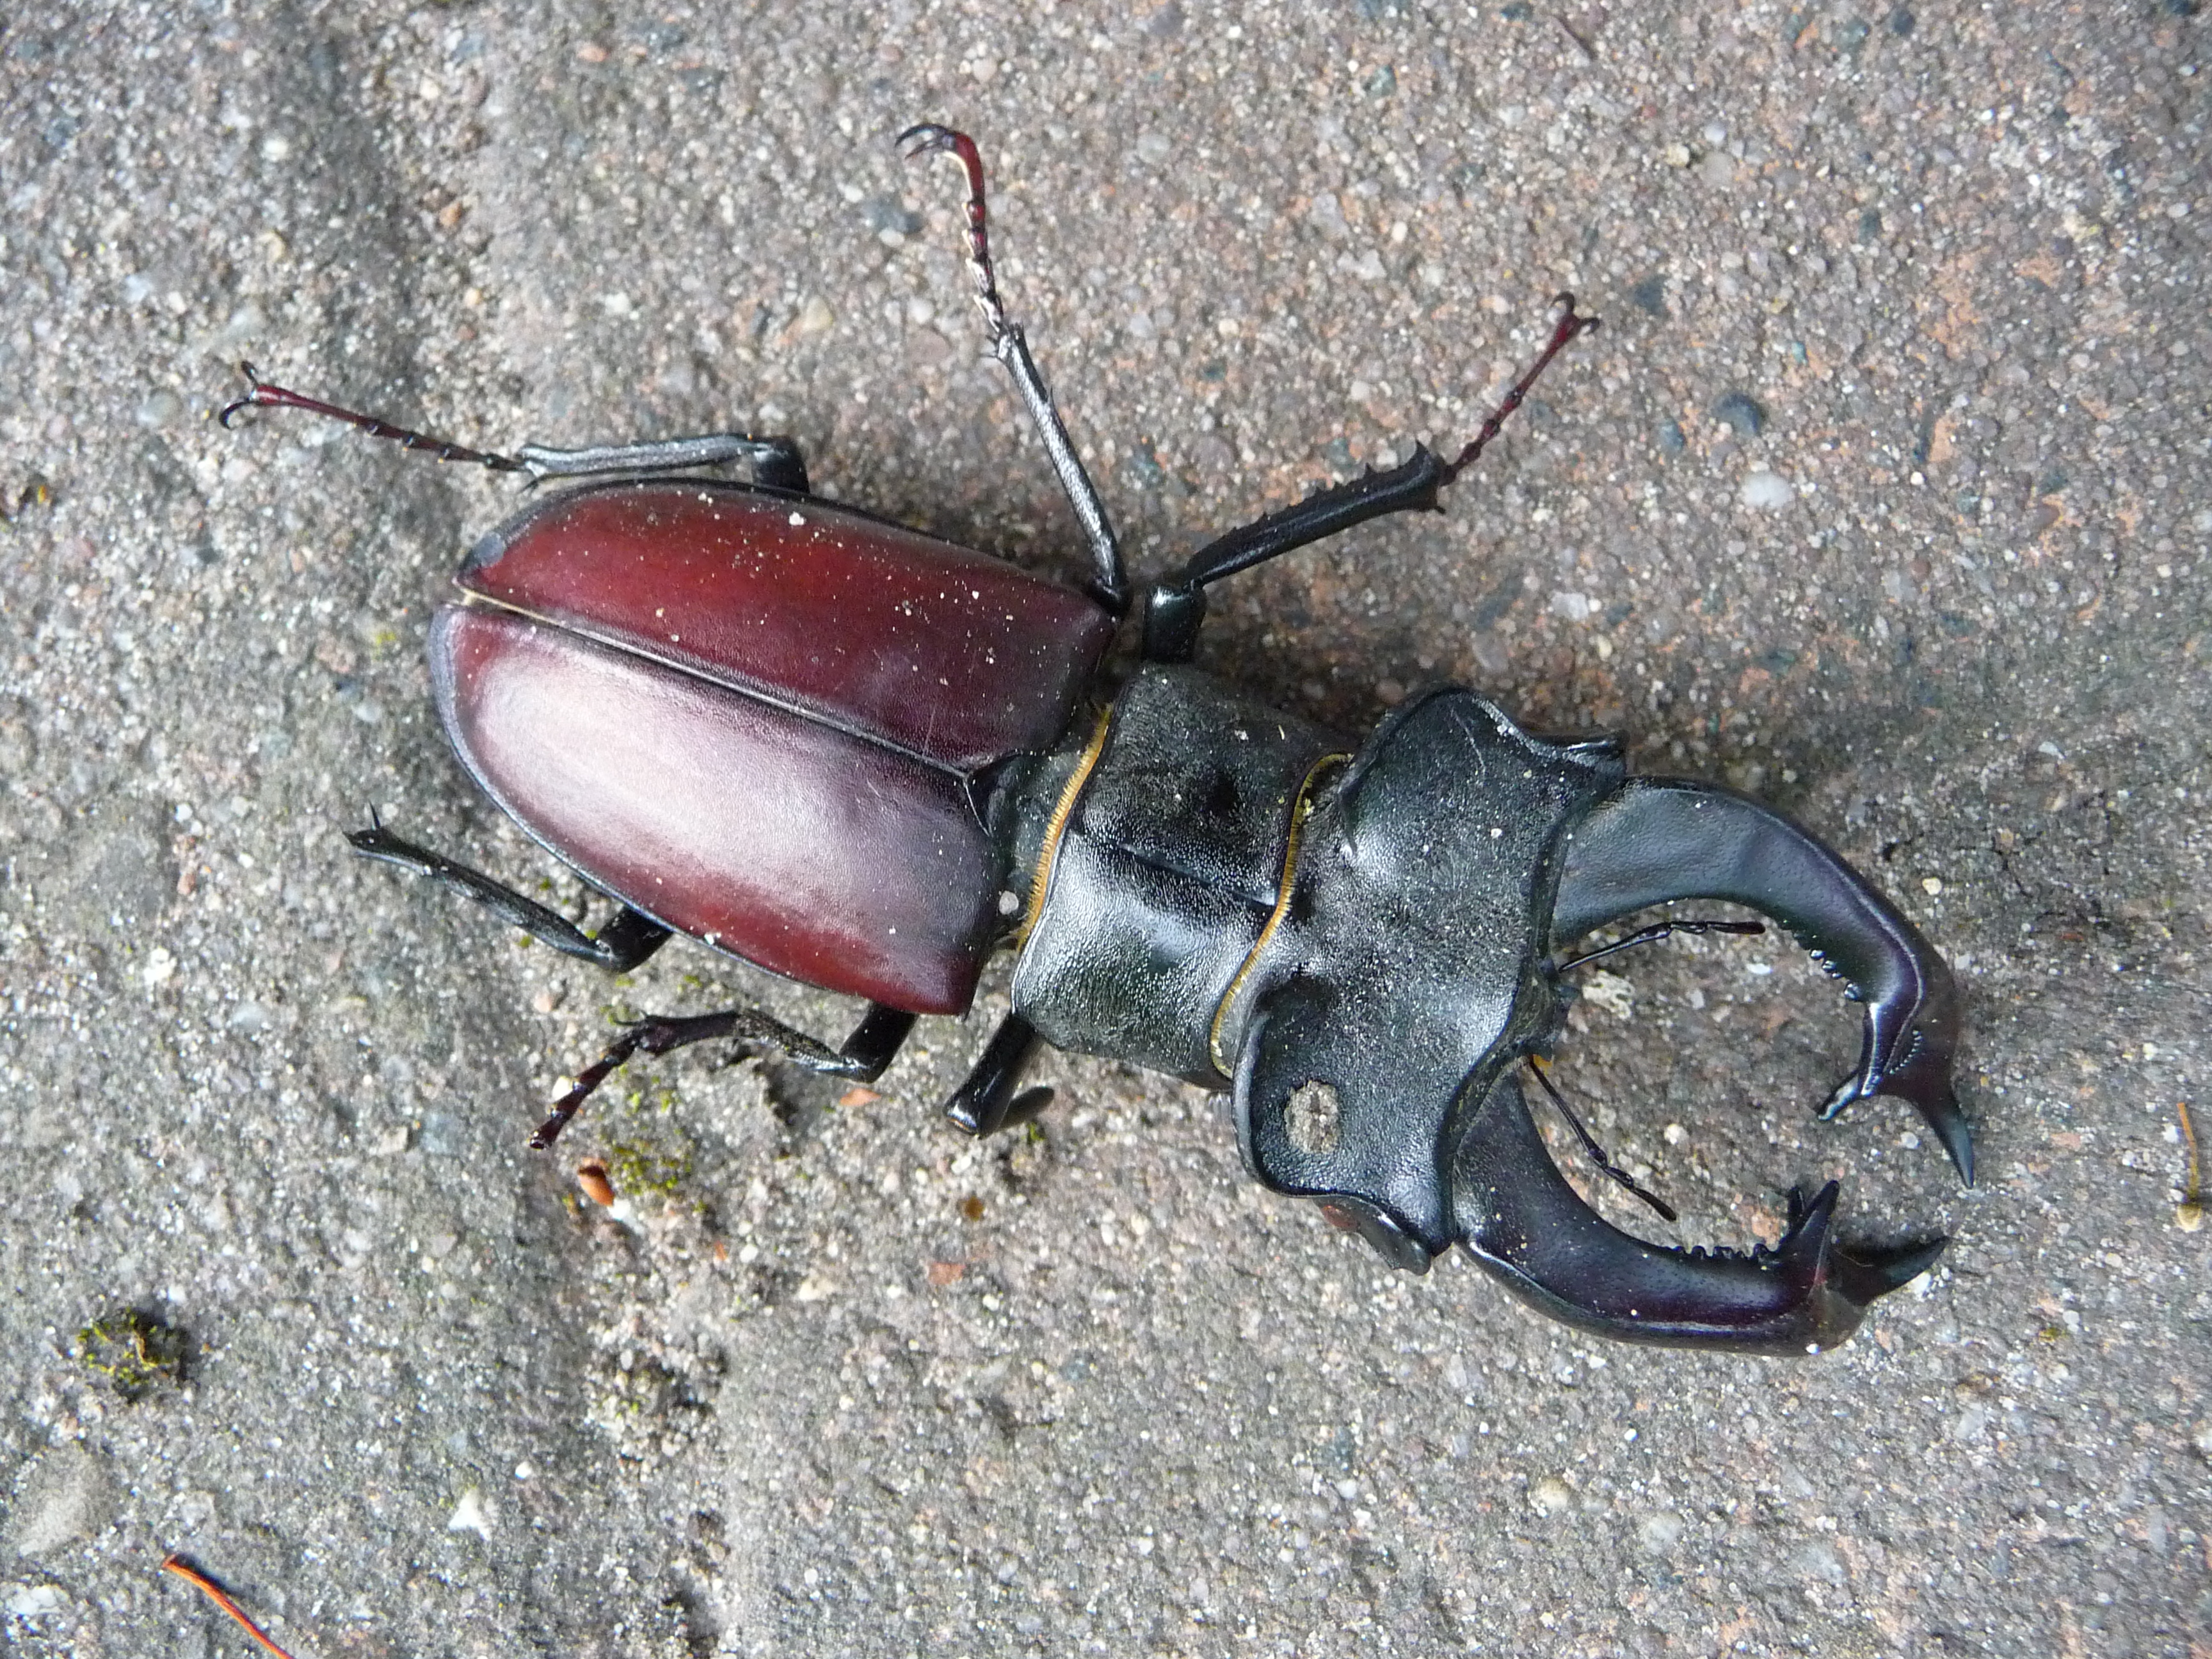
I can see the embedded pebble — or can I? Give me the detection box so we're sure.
[1528,1475,1573,1516]
[136,387,184,428]
[447,1488,495,1539]
[1795,1539,1848,1585]
[1713,392,1767,435]
[1740,470,1793,509]
[4,1447,112,1559]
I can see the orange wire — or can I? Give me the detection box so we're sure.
[161,1555,303,1659]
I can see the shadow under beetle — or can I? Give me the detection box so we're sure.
[223,125,1970,1354]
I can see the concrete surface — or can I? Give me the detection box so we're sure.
[2,3,2207,1655]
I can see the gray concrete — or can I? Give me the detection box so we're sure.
[2,3,2206,1654]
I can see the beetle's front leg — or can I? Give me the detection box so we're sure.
[942,1012,1053,1138]
[1141,296,1599,662]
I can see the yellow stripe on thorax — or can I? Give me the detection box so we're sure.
[1014,705,1114,949]
[1206,752,1350,1079]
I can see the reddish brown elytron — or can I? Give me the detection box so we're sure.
[458,481,1114,773]
[431,608,1002,1011]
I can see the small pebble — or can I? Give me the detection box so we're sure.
[136,388,184,429]
[1528,1475,1573,1517]
[447,1489,495,1539]
[1740,470,1793,509]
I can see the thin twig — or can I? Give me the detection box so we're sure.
[2177,1101,2203,1233]
[161,1555,305,1659]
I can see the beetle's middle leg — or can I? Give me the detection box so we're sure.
[942,1011,1053,1138]
[1141,295,1600,661]
[533,1002,918,1149]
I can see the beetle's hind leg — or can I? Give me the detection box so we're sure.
[350,815,919,1148]
[217,362,810,492]
[514,433,809,493]
[533,1003,917,1150]
[348,816,672,972]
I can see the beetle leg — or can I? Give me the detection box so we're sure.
[897,122,1128,613]
[219,364,527,473]
[943,1012,1053,1137]
[1523,1057,1678,1222]
[1553,777,1972,1182]
[1142,451,1457,661]
[838,1004,922,1081]
[1450,1071,1947,1354]
[1141,296,1600,661]
[532,1002,918,1150]
[219,363,810,491]
[512,434,809,493]
[348,817,671,972]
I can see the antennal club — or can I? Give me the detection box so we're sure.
[218,363,528,474]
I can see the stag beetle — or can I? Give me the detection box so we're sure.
[222,125,1969,1355]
